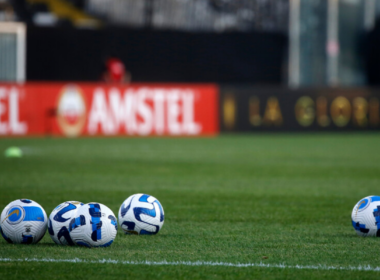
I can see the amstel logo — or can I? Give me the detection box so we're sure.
[3,206,24,224]
[57,85,87,137]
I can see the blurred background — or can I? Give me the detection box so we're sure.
[1,2,380,275]
[0,0,380,135]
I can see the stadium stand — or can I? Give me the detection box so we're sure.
[9,0,288,32]
[6,0,287,83]
[84,0,288,32]
[10,0,100,27]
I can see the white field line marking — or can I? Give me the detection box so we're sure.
[0,258,380,272]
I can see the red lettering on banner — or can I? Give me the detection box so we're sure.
[109,88,136,134]
[136,88,153,135]
[182,91,201,134]
[88,88,114,135]
[0,83,218,137]
[87,88,205,136]
[0,87,6,134]
[0,87,27,135]
[152,89,165,135]
[167,90,181,134]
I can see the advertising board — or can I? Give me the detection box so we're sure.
[0,83,219,137]
[220,86,380,131]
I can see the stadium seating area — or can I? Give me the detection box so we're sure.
[11,0,99,27]
[9,0,288,32]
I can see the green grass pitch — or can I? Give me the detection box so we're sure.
[0,134,380,279]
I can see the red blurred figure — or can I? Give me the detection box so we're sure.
[103,57,131,83]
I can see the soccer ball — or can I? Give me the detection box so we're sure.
[0,199,47,244]
[69,202,117,247]
[48,201,84,245]
[351,195,380,237]
[118,193,164,235]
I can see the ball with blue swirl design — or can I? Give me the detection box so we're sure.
[68,202,117,247]
[351,195,380,237]
[118,193,164,235]
[48,201,84,245]
[0,199,47,244]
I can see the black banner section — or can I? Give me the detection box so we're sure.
[27,27,286,84]
[220,86,380,131]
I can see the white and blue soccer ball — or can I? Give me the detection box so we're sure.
[118,193,164,235]
[352,195,380,237]
[69,202,117,247]
[48,201,84,245]
[0,199,47,244]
